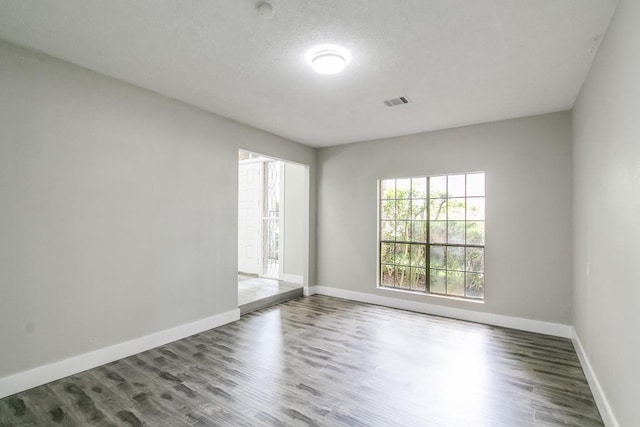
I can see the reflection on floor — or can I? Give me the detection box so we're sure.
[238,274,303,315]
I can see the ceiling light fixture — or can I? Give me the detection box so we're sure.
[311,50,346,75]
[256,2,274,19]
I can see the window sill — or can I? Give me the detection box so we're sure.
[377,285,485,304]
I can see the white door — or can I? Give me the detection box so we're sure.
[238,161,262,274]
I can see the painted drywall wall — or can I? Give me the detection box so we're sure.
[317,113,572,324]
[283,162,306,280]
[572,0,640,424]
[0,40,315,379]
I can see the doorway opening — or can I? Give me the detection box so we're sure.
[237,149,308,314]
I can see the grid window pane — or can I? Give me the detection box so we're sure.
[466,197,485,220]
[467,221,485,245]
[447,271,465,296]
[395,267,411,289]
[430,245,445,268]
[411,221,426,242]
[411,177,427,198]
[396,179,411,198]
[410,244,426,267]
[466,247,484,272]
[430,176,447,198]
[412,199,426,220]
[447,198,465,220]
[430,269,446,294]
[448,221,465,244]
[381,221,395,241]
[396,200,411,220]
[381,243,395,264]
[430,221,447,243]
[466,273,484,298]
[411,268,427,291]
[381,265,395,287]
[430,199,447,220]
[381,200,396,220]
[467,173,485,197]
[381,180,395,199]
[448,175,466,197]
[446,246,465,271]
[395,244,410,266]
[396,221,411,241]
[379,173,485,301]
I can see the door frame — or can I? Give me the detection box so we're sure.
[238,149,311,293]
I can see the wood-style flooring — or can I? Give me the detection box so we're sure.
[0,296,603,426]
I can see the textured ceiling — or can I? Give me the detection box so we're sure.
[0,0,617,147]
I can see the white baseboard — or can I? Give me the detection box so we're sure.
[0,308,240,399]
[309,286,571,338]
[572,329,619,427]
[282,274,304,284]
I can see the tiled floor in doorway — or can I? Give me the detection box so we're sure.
[237,274,302,314]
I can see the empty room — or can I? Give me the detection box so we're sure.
[0,0,637,426]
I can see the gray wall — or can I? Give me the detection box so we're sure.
[0,40,316,379]
[317,112,573,324]
[572,0,640,424]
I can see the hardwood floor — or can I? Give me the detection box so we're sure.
[0,296,603,426]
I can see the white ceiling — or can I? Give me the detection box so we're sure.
[0,0,617,147]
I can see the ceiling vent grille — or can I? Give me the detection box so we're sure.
[384,96,410,107]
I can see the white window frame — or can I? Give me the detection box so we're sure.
[377,172,485,300]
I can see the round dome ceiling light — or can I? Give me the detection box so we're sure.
[311,50,346,75]
[256,2,274,19]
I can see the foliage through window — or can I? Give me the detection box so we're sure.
[379,173,485,299]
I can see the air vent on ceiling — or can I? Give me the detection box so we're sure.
[384,96,410,107]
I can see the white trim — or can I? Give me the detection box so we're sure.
[309,286,571,338]
[237,160,263,275]
[572,328,620,427]
[0,308,239,399]
[238,156,270,165]
[282,274,304,284]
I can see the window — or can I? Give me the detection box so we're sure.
[379,173,485,300]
